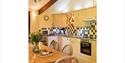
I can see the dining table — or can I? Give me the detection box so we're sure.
[29,43,64,63]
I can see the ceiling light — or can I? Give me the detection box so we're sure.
[74,4,82,10]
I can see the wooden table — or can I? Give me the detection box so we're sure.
[29,43,64,63]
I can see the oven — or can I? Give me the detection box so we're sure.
[80,39,91,56]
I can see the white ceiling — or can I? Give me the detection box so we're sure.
[44,0,96,14]
[29,0,96,13]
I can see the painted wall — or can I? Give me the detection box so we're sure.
[38,13,53,29]
[53,13,67,27]
[30,11,53,33]
[30,11,39,33]
[52,6,96,27]
[30,6,96,32]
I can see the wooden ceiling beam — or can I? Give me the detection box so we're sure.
[38,0,57,14]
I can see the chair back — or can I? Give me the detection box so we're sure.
[49,40,59,51]
[55,56,79,63]
[62,44,73,56]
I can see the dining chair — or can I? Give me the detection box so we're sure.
[61,44,73,56]
[38,42,43,50]
[55,56,79,63]
[49,40,59,51]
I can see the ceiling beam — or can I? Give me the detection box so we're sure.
[38,0,57,14]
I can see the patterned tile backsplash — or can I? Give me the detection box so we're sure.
[40,20,96,39]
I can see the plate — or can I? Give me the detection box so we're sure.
[38,51,54,57]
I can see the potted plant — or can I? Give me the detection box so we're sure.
[30,31,42,53]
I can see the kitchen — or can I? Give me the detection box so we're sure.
[29,0,96,63]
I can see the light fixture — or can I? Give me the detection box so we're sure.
[57,5,69,13]
[34,0,36,3]
[33,0,41,3]
[74,4,82,10]
[31,11,38,20]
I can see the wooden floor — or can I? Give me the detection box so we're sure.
[78,57,96,63]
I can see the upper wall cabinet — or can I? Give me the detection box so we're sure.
[74,6,96,27]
